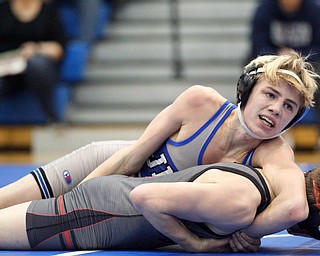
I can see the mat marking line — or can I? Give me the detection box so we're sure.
[53,251,102,256]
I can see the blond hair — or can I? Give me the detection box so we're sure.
[246,50,319,107]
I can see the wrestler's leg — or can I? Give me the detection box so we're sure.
[0,175,39,209]
[24,175,168,250]
[0,201,31,250]
[0,140,135,209]
[36,140,135,197]
[25,176,127,250]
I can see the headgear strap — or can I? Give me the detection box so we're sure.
[253,68,305,89]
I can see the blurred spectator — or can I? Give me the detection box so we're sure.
[246,0,320,144]
[54,0,103,43]
[247,0,320,64]
[0,0,67,123]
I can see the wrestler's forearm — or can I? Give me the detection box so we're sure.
[241,197,308,237]
[147,213,203,252]
[134,203,228,252]
[81,146,139,183]
[130,188,200,251]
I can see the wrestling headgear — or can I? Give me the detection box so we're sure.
[236,66,309,131]
[287,169,320,240]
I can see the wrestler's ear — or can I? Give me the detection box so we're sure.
[236,66,257,105]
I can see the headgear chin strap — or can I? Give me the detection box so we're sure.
[237,104,309,140]
[237,104,285,140]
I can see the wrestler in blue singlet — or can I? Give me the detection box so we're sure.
[139,100,255,177]
[31,101,256,199]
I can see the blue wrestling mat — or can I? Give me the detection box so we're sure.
[0,163,320,256]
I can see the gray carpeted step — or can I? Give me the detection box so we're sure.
[65,0,258,125]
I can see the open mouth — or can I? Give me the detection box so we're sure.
[259,115,274,127]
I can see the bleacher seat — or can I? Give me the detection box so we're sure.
[60,41,90,82]
[58,1,111,42]
[298,107,317,125]
[95,1,112,40]
[0,83,70,124]
[58,1,112,82]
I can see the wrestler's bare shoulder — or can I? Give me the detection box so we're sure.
[180,85,227,108]
[258,136,294,155]
[256,138,301,177]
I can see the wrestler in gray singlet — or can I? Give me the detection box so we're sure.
[26,162,270,250]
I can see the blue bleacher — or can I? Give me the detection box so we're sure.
[0,83,70,124]
[298,107,317,125]
[0,1,111,124]
[60,41,90,83]
[58,1,111,42]
[59,1,112,82]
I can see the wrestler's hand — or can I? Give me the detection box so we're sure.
[229,231,261,252]
[195,237,232,253]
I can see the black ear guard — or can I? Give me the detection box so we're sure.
[236,66,308,130]
[236,65,260,108]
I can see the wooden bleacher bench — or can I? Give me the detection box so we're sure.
[0,126,33,150]
[291,108,319,151]
[289,125,318,151]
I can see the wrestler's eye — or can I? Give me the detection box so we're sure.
[284,103,293,112]
[266,92,276,99]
